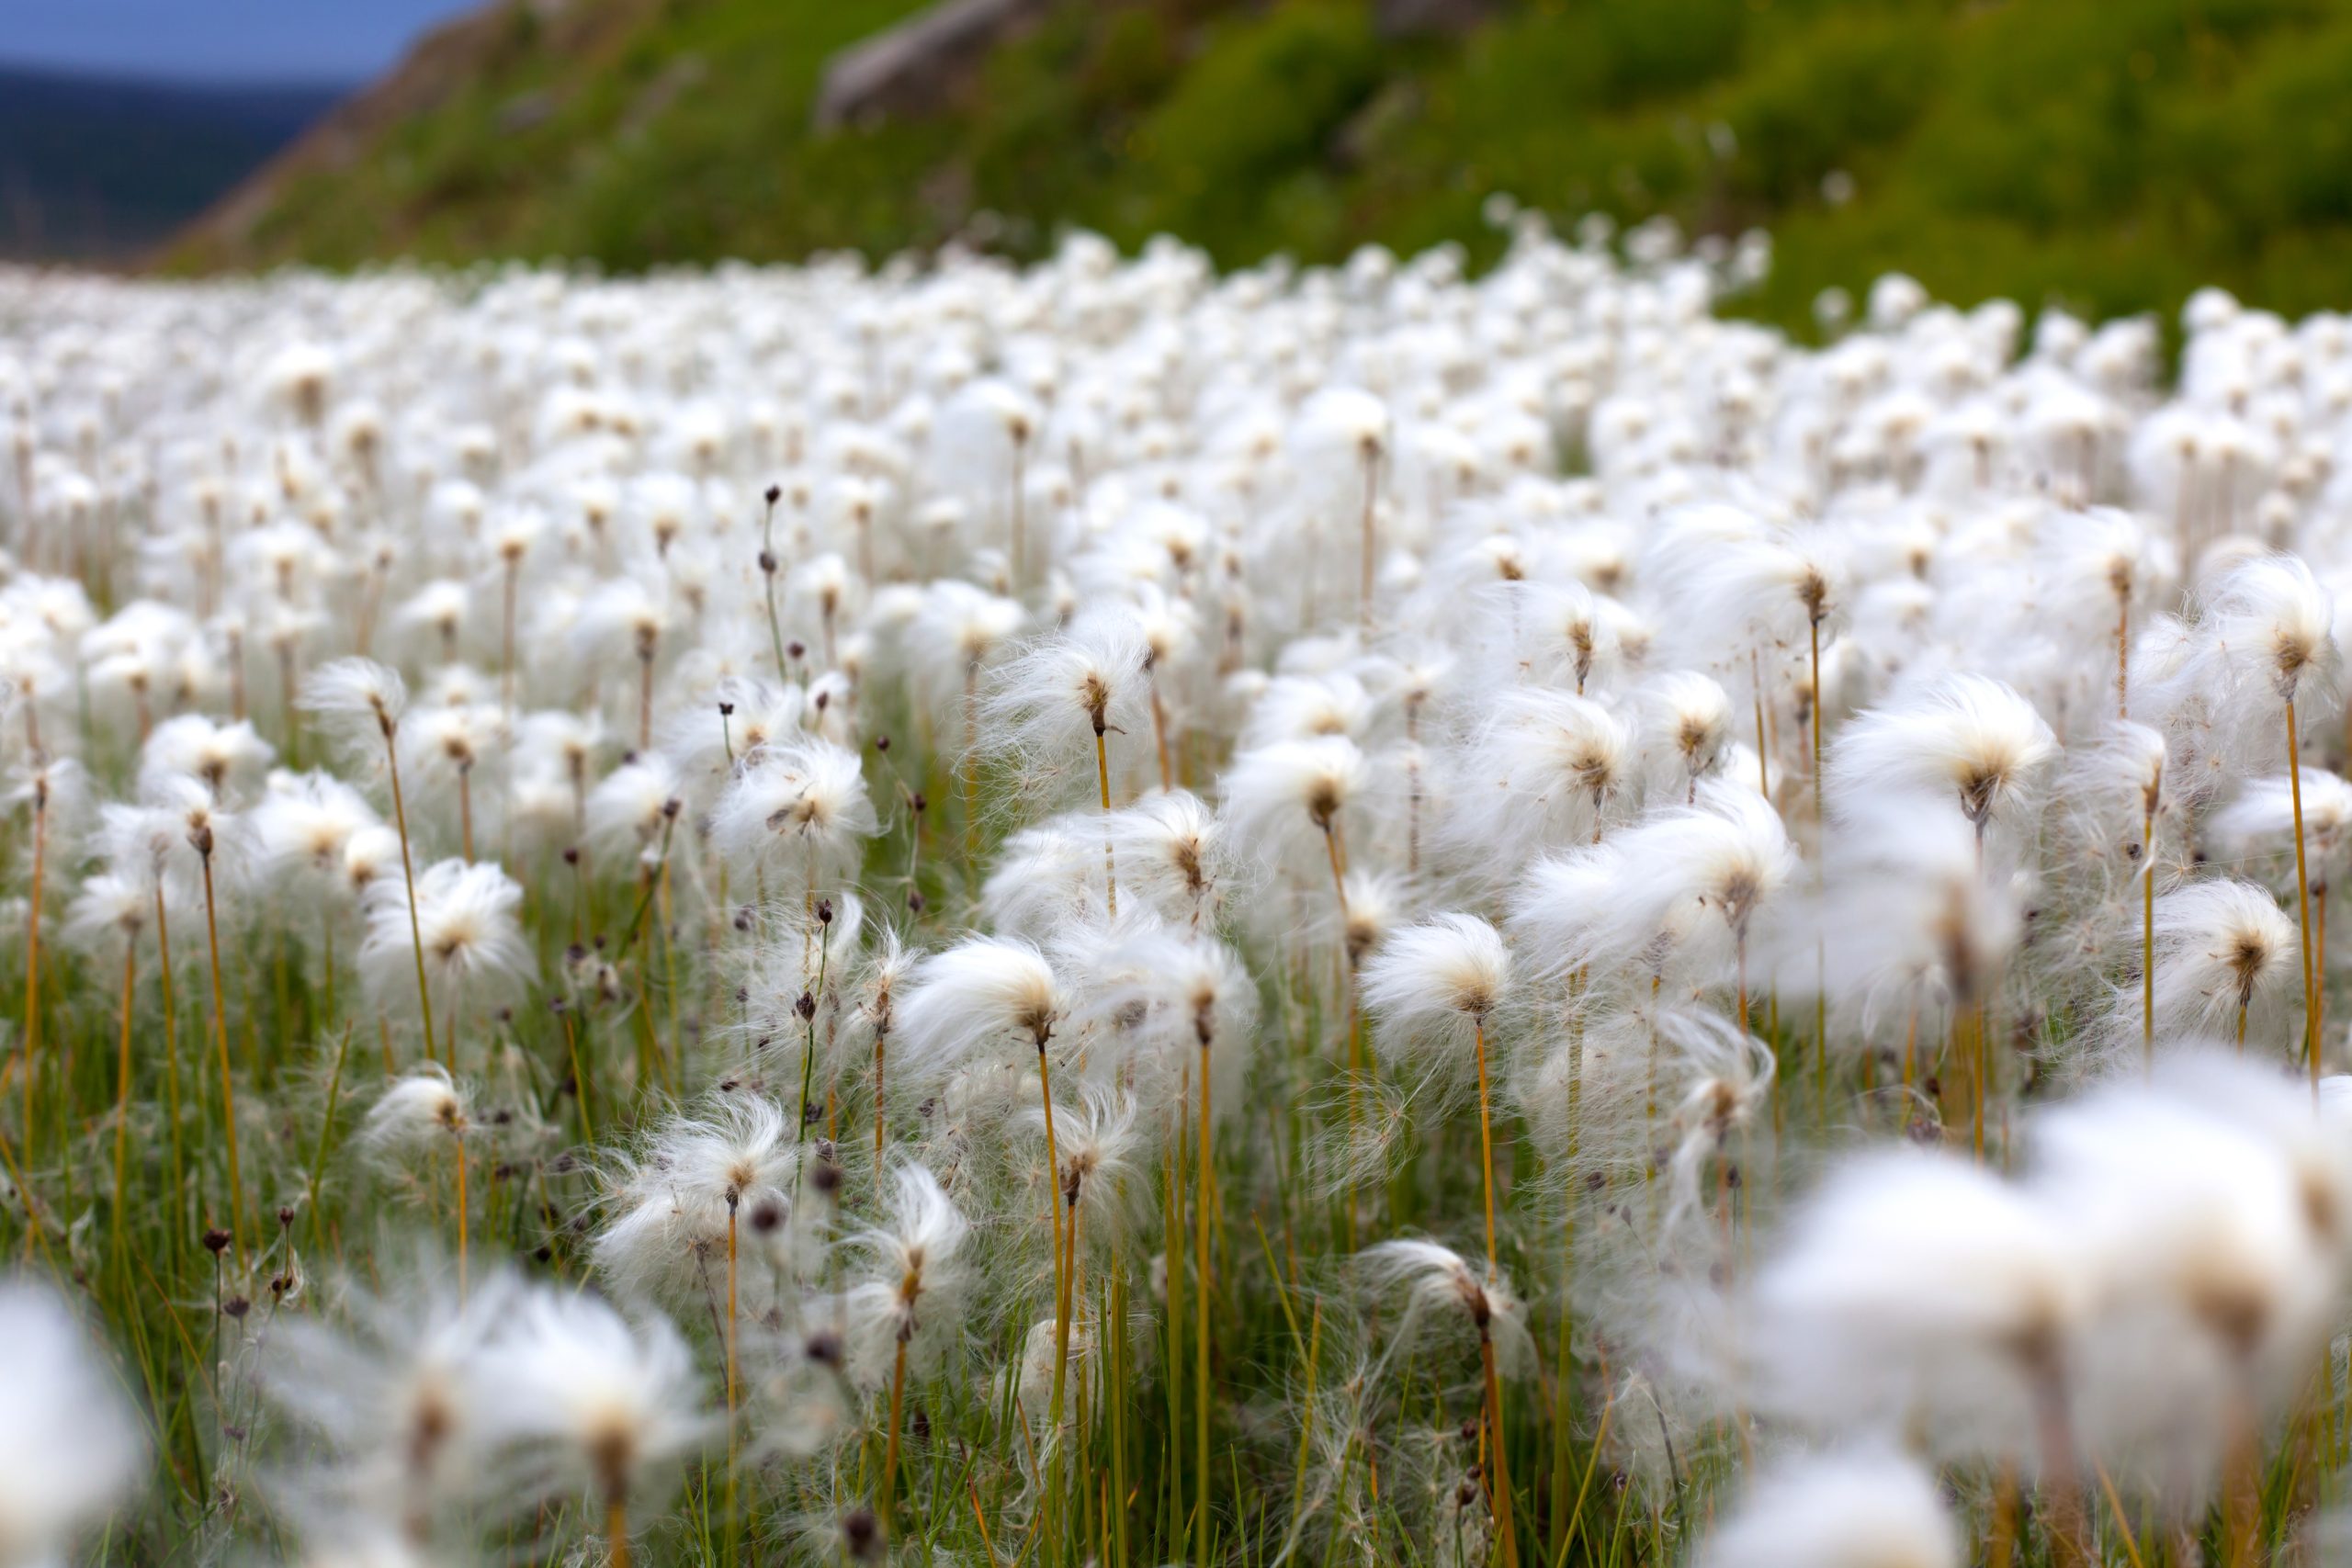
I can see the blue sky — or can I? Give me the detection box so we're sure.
[5,1,481,85]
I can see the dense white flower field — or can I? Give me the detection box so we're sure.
[6,223,2352,1568]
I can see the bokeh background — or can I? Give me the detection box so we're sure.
[10,0,2352,335]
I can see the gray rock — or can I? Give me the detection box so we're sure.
[813,0,1055,130]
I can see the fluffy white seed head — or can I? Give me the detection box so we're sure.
[1695,1449,1958,1568]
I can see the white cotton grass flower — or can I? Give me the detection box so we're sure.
[707,737,878,893]
[515,707,607,825]
[584,751,682,865]
[262,1266,518,1542]
[894,934,1066,1079]
[1449,687,1635,862]
[1693,1449,1959,1568]
[1102,788,1235,928]
[978,608,1150,802]
[483,1285,710,1539]
[139,711,275,801]
[2155,1051,2352,1292]
[107,772,256,904]
[844,923,919,1134]
[1639,670,1734,802]
[358,1064,469,1164]
[1326,866,1408,970]
[2029,1055,2344,1462]
[2212,769,2352,890]
[1361,911,1514,1278]
[2077,717,2171,834]
[592,1095,800,1312]
[840,1162,971,1387]
[1826,672,2057,845]
[1658,1008,1777,1219]
[908,579,1026,743]
[394,580,473,660]
[1238,670,1375,750]
[1025,1083,1150,1264]
[1220,735,1368,873]
[1750,1147,2089,1461]
[1811,799,2022,1037]
[2201,551,2337,705]
[2143,878,2298,1045]
[361,859,532,1027]
[1354,1237,1530,1371]
[254,771,384,892]
[977,818,1102,939]
[1512,780,1793,1012]
[338,825,404,906]
[1359,912,1510,1095]
[1071,924,1257,1124]
[1506,581,1616,696]
[0,1283,143,1567]
[62,866,150,956]
[301,656,408,748]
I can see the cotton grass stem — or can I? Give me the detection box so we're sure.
[2289,698,2319,1088]
[379,714,437,1066]
[198,840,248,1272]
[1194,1016,1214,1568]
[17,779,44,1196]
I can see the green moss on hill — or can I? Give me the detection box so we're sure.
[171,0,2352,333]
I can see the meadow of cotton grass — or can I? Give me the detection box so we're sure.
[8,222,2352,1568]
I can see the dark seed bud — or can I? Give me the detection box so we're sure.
[763,484,781,505]
[796,990,817,1021]
[277,1206,295,1227]
[817,898,833,926]
[910,792,927,812]
[812,1160,843,1197]
[718,701,735,716]
[874,735,890,752]
[814,691,830,712]
[563,846,581,865]
[842,1506,881,1560]
[787,640,806,660]
[759,550,778,573]
[907,890,926,915]
[223,1296,251,1319]
[750,1198,785,1234]
[202,1228,232,1255]
[805,1329,843,1366]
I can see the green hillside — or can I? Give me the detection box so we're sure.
[169,0,2352,332]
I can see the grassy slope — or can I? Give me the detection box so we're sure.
[169,0,2352,332]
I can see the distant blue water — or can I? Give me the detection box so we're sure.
[2,1,475,85]
[0,64,348,260]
